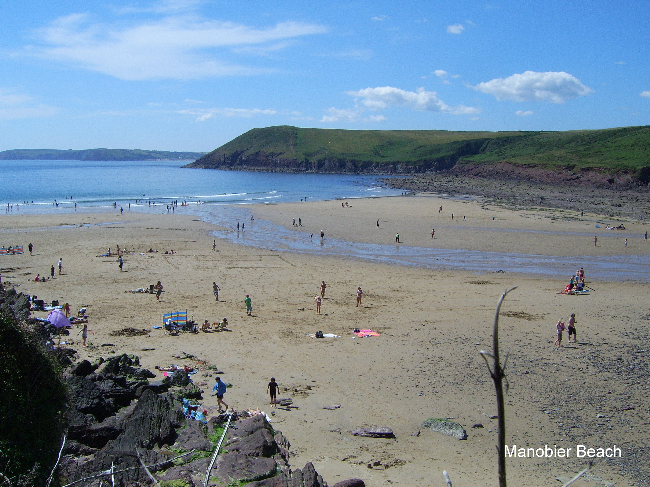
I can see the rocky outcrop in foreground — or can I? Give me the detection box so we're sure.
[58,354,361,487]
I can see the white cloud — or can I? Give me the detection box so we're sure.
[0,88,58,120]
[320,107,361,123]
[640,91,650,98]
[345,86,480,115]
[515,110,533,117]
[178,107,277,122]
[473,71,593,103]
[447,24,464,34]
[371,15,387,21]
[26,13,329,80]
[434,70,448,78]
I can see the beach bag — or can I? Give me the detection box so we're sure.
[315,331,324,338]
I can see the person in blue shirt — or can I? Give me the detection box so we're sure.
[212,377,229,412]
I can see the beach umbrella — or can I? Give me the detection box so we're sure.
[47,309,70,328]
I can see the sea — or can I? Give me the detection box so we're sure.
[2,159,648,282]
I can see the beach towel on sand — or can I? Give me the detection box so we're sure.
[354,329,380,337]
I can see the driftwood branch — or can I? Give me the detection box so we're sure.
[442,470,452,486]
[46,433,67,487]
[136,448,159,486]
[60,449,196,487]
[482,287,517,487]
[562,461,593,487]
[204,412,234,487]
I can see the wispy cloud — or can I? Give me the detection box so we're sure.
[447,24,465,34]
[24,13,328,80]
[640,91,650,98]
[178,107,277,122]
[515,110,533,117]
[371,15,387,22]
[345,86,480,115]
[472,71,593,103]
[0,88,58,120]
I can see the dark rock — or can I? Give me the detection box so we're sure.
[240,461,326,487]
[472,423,484,429]
[174,419,212,451]
[70,359,96,376]
[164,370,191,387]
[350,426,394,438]
[214,452,277,484]
[106,389,184,452]
[332,479,365,487]
[135,380,169,397]
[66,375,114,421]
[61,439,98,456]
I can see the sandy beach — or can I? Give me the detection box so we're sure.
[2,196,649,487]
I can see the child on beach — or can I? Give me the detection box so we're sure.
[356,287,363,307]
[245,295,252,316]
[268,377,279,408]
[78,324,89,346]
[315,295,322,314]
[155,281,163,301]
[554,320,565,347]
[320,281,327,298]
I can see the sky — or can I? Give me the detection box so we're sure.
[1,0,649,152]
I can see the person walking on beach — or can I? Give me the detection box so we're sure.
[245,294,252,316]
[356,287,363,307]
[155,281,163,301]
[554,320,565,347]
[58,258,63,274]
[594,236,597,247]
[212,377,229,412]
[119,255,123,271]
[212,240,216,251]
[431,228,435,239]
[51,265,55,279]
[315,295,322,314]
[213,282,220,301]
[567,313,577,343]
[320,281,327,298]
[395,233,400,243]
[28,243,33,255]
[268,377,279,408]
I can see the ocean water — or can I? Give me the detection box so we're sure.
[2,160,648,282]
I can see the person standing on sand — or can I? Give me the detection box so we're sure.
[58,258,63,274]
[320,281,327,298]
[213,282,220,301]
[395,233,400,243]
[119,255,123,271]
[356,287,363,307]
[212,377,229,412]
[79,323,89,346]
[594,236,597,247]
[51,265,55,279]
[315,295,322,314]
[554,320,565,347]
[431,228,435,239]
[268,377,279,408]
[245,294,252,316]
[155,281,163,301]
[28,243,33,255]
[567,313,577,343]
[212,240,216,251]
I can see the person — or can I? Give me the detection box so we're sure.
[439,205,442,213]
[568,313,577,343]
[64,303,70,317]
[431,228,435,239]
[245,294,252,316]
[395,233,400,243]
[554,320,565,347]
[58,258,63,274]
[356,287,363,307]
[213,240,216,251]
[268,377,279,408]
[298,218,301,226]
[212,377,229,412]
[50,265,55,279]
[155,281,163,301]
[315,295,321,314]
[594,236,597,247]
[320,230,324,239]
[119,255,123,271]
[625,238,628,248]
[213,282,220,301]
[376,219,379,227]
[28,242,33,255]
[79,323,89,346]
[645,231,648,242]
[320,281,327,298]
[292,218,296,226]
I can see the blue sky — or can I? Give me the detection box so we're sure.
[1,0,649,151]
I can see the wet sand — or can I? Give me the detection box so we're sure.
[2,196,649,486]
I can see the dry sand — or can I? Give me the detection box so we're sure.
[2,196,649,487]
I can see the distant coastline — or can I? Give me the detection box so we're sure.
[0,148,205,161]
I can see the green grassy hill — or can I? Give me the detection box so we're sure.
[186,125,650,181]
